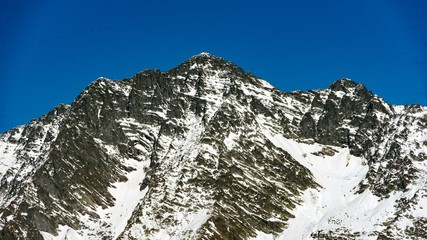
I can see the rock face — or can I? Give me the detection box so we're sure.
[0,53,426,239]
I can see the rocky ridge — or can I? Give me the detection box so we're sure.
[0,53,426,239]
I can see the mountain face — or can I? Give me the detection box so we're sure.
[0,53,426,240]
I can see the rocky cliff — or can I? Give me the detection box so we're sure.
[0,53,426,239]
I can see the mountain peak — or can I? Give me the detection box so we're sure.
[329,78,365,92]
[173,53,245,77]
[194,52,214,57]
[185,52,226,65]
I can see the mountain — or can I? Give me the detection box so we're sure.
[0,53,426,240]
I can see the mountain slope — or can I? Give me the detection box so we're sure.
[0,53,426,240]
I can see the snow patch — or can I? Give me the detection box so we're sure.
[258,78,275,89]
[260,132,408,239]
[98,157,150,239]
[41,226,82,240]
[0,141,18,181]
[194,52,211,57]
[249,231,275,240]
[182,209,211,233]
[224,132,239,150]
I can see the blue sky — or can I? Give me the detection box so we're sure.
[1,0,426,132]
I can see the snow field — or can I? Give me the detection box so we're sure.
[256,130,399,239]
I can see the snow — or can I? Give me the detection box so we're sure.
[181,209,211,233]
[189,63,199,70]
[0,140,18,181]
[0,120,64,209]
[240,82,274,103]
[251,128,427,239]
[223,132,239,150]
[111,81,132,97]
[146,109,167,119]
[97,157,150,239]
[334,90,346,98]
[138,208,211,240]
[394,105,405,114]
[111,108,218,240]
[262,134,372,239]
[394,104,427,118]
[89,139,151,239]
[249,231,275,240]
[117,117,148,130]
[194,52,212,57]
[41,137,151,240]
[258,78,275,89]
[199,70,230,121]
[41,226,82,240]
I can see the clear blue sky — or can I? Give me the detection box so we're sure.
[1,0,426,132]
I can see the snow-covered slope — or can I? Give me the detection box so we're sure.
[0,53,426,240]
